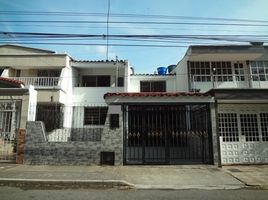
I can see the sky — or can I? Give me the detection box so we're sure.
[0,0,268,73]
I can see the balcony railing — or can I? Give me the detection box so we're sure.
[191,74,268,92]
[10,77,61,87]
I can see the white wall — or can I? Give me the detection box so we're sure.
[175,57,189,92]
[27,86,37,121]
[72,87,125,105]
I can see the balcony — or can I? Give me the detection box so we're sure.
[191,74,268,92]
[9,77,61,88]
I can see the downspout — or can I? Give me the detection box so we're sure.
[214,98,222,167]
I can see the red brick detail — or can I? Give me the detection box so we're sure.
[104,92,210,98]
[16,129,26,164]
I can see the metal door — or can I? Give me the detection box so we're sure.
[0,102,17,162]
[123,104,213,165]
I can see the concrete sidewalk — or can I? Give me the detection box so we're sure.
[0,164,267,190]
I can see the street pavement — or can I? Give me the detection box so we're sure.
[0,164,267,190]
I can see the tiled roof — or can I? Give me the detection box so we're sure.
[131,74,175,76]
[104,92,209,98]
[0,77,24,88]
[72,59,126,63]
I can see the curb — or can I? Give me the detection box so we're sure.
[0,178,135,190]
[135,184,247,190]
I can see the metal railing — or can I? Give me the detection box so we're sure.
[190,74,267,91]
[10,77,61,87]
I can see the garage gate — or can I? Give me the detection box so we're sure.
[123,104,213,165]
[218,104,268,164]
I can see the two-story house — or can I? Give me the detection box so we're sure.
[170,43,268,165]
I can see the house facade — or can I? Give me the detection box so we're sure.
[0,43,267,166]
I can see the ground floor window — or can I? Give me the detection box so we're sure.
[84,107,108,125]
[36,104,63,132]
[218,113,239,142]
[218,111,268,142]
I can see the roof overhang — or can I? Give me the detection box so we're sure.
[208,88,268,103]
[187,45,265,61]
[0,88,29,95]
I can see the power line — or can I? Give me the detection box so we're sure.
[1,10,268,23]
[106,0,110,59]
[1,20,268,27]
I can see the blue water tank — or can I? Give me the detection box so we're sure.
[167,65,176,73]
[157,67,167,75]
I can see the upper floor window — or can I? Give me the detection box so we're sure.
[37,70,61,77]
[82,75,110,87]
[190,61,211,82]
[117,77,124,87]
[250,61,268,81]
[140,81,166,92]
[84,107,108,125]
[211,61,232,82]
[190,61,233,82]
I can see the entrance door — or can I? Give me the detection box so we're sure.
[0,102,17,162]
[123,104,213,165]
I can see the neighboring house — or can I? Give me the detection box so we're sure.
[0,44,73,132]
[0,77,36,161]
[1,43,267,166]
[172,43,268,165]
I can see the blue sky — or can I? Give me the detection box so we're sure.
[0,0,268,73]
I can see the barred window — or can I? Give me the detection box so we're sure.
[234,63,245,81]
[140,81,166,92]
[218,113,239,142]
[82,76,110,87]
[240,114,259,142]
[211,61,233,82]
[260,113,268,141]
[189,61,211,82]
[84,107,108,125]
[250,61,268,81]
[110,114,119,129]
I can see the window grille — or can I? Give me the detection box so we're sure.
[250,61,268,81]
[260,113,268,141]
[234,63,245,81]
[189,61,211,82]
[82,76,110,87]
[240,114,259,142]
[140,81,166,92]
[84,107,108,125]
[110,114,119,129]
[211,61,233,82]
[218,113,239,142]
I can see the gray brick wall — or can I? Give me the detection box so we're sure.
[24,113,123,165]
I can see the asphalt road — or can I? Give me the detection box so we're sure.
[0,187,268,200]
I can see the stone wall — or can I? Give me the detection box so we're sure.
[16,129,26,164]
[24,114,123,165]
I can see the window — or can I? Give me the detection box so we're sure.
[211,62,233,82]
[82,76,110,87]
[84,107,108,125]
[260,113,268,141]
[189,61,211,82]
[140,81,166,92]
[240,114,259,142]
[37,70,61,77]
[110,114,119,129]
[117,77,124,87]
[250,61,268,81]
[218,113,239,142]
[234,63,245,81]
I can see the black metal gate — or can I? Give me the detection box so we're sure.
[123,104,213,164]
